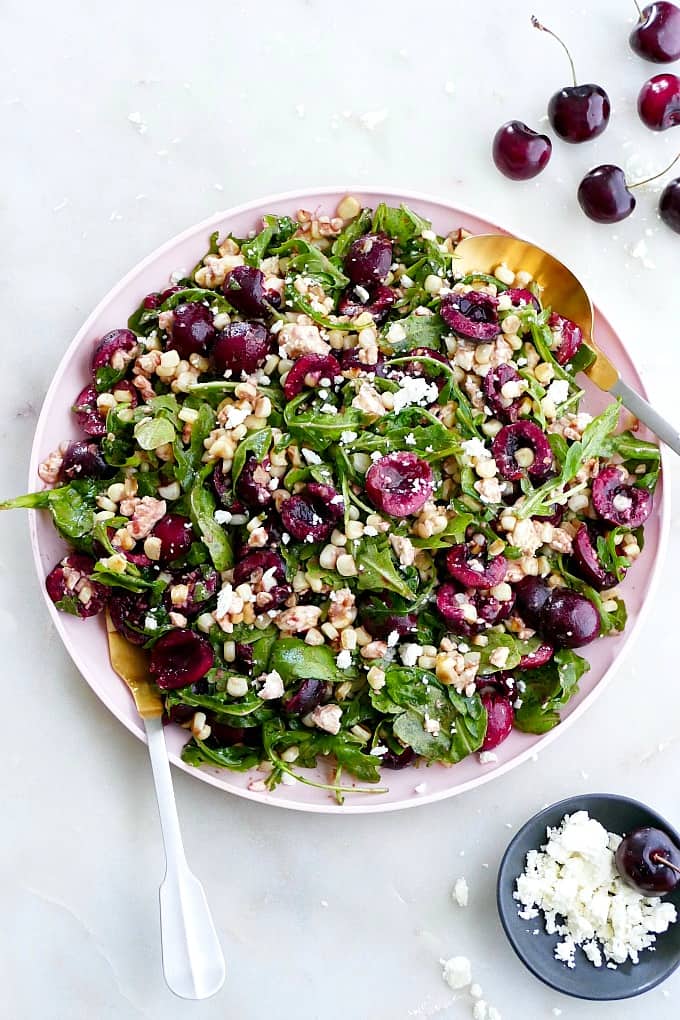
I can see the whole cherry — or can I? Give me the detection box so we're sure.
[638,72,680,130]
[659,176,680,231]
[615,826,680,895]
[630,1,680,63]
[532,16,611,143]
[578,152,680,222]
[492,121,552,180]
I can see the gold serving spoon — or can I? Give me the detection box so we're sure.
[454,233,680,456]
[107,616,225,1000]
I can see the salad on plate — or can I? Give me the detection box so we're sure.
[2,196,660,800]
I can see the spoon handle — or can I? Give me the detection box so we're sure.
[610,379,680,458]
[144,715,226,1000]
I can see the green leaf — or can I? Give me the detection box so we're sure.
[381,311,446,353]
[268,638,356,685]
[94,363,127,393]
[392,686,486,762]
[182,739,260,771]
[475,630,521,676]
[160,288,231,315]
[0,490,52,511]
[273,237,349,289]
[134,416,176,451]
[284,396,368,448]
[354,536,416,601]
[188,483,233,570]
[231,428,272,488]
[241,214,297,265]
[47,486,95,540]
[411,512,473,550]
[372,203,431,247]
[331,208,372,259]
[174,402,216,490]
[514,649,589,734]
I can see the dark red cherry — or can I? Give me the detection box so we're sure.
[60,440,112,481]
[492,422,554,481]
[233,550,287,587]
[592,465,653,528]
[344,233,393,287]
[282,354,342,401]
[660,176,680,232]
[548,313,583,364]
[223,265,279,318]
[381,746,417,769]
[492,121,552,180]
[212,321,270,377]
[168,302,216,358]
[541,588,601,648]
[504,288,541,312]
[108,592,151,645]
[615,826,680,894]
[519,641,554,669]
[532,17,610,143]
[149,630,214,690]
[360,596,418,640]
[280,483,344,543]
[571,524,618,591]
[630,2,680,63]
[440,291,500,341]
[45,554,108,618]
[91,329,138,386]
[638,73,680,130]
[483,364,523,423]
[72,384,107,438]
[577,165,636,223]
[338,285,396,325]
[283,678,325,716]
[150,514,195,565]
[235,457,273,509]
[514,576,552,627]
[365,452,433,518]
[445,543,507,590]
[481,691,514,750]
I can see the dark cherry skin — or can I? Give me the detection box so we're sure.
[660,177,680,232]
[149,630,214,690]
[492,121,552,180]
[532,17,610,142]
[60,440,113,481]
[638,73,680,130]
[549,85,610,143]
[615,826,680,894]
[149,514,195,565]
[630,2,680,63]
[577,165,636,223]
[480,692,514,750]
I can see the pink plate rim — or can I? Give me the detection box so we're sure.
[28,185,671,813]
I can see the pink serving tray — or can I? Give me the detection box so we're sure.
[28,187,669,813]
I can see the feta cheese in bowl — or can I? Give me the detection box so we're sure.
[497,794,680,1000]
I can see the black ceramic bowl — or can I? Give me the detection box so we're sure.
[497,794,680,1001]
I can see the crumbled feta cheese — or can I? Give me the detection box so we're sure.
[259,670,284,700]
[414,782,427,795]
[392,376,439,414]
[470,983,483,999]
[386,321,407,343]
[311,703,343,735]
[336,649,352,669]
[452,877,469,907]
[460,437,491,462]
[400,643,422,667]
[301,448,322,465]
[340,430,358,443]
[546,379,569,406]
[354,285,370,303]
[214,509,232,525]
[440,955,472,990]
[216,584,234,618]
[514,811,678,969]
[479,751,498,764]
[424,712,440,736]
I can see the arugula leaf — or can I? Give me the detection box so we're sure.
[381,311,446,353]
[241,214,297,266]
[268,638,357,684]
[331,208,372,259]
[188,483,233,570]
[231,428,272,488]
[354,536,416,601]
[0,490,52,511]
[273,237,349,289]
[475,630,521,675]
[92,562,156,593]
[372,203,431,247]
[514,649,589,734]
[410,512,473,550]
[173,402,216,490]
[134,416,176,451]
[94,363,128,394]
[166,686,265,718]
[284,395,367,448]
[47,486,95,540]
[182,739,260,771]
[161,288,231,315]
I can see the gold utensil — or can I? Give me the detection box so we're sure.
[106,615,225,1000]
[454,233,680,455]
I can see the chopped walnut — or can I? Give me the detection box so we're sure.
[278,319,330,359]
[274,604,322,633]
[327,588,357,630]
[123,496,167,540]
[389,534,416,567]
[351,382,387,417]
[38,442,68,485]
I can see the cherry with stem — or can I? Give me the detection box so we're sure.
[531,15,610,143]
[578,150,680,223]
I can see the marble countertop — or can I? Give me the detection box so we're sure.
[2,0,680,1016]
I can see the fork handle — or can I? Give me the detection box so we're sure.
[610,379,680,458]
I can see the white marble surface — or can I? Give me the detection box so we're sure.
[2,0,680,1016]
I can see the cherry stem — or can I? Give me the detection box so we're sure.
[652,853,680,877]
[531,15,577,88]
[633,0,643,18]
[630,152,680,188]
